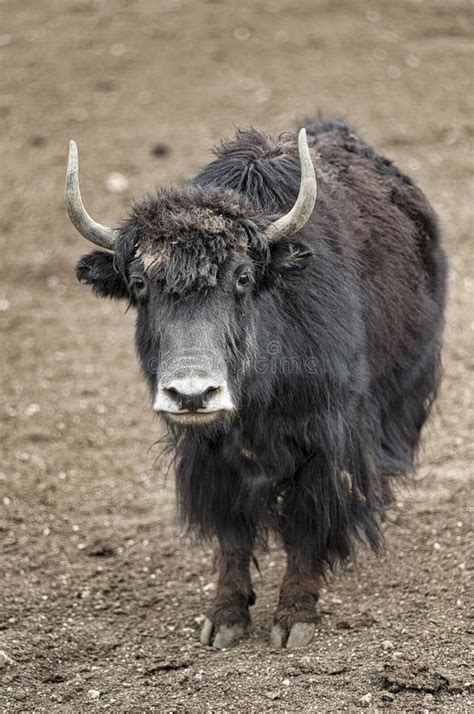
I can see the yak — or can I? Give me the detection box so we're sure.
[66,118,446,649]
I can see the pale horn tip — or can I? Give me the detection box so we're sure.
[66,139,78,176]
[298,126,307,144]
[68,138,78,156]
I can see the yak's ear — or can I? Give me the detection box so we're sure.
[268,240,313,276]
[75,251,129,300]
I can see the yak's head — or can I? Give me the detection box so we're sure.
[66,130,316,431]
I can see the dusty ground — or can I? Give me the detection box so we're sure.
[0,0,473,711]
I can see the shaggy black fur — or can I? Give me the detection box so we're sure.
[76,118,446,581]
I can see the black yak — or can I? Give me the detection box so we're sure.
[66,118,446,649]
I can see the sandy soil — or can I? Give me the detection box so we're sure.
[0,0,472,711]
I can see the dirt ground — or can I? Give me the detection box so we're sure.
[0,0,472,711]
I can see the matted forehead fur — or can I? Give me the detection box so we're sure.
[117,185,268,295]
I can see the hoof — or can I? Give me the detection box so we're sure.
[287,622,316,648]
[200,617,214,646]
[200,617,247,649]
[270,624,285,648]
[270,621,316,649]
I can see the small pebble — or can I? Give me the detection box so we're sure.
[360,693,372,706]
[265,691,280,700]
[151,143,171,157]
[233,27,251,41]
[29,135,47,147]
[105,172,129,194]
[110,43,126,56]
[0,650,15,669]
[96,79,115,92]
[87,689,101,700]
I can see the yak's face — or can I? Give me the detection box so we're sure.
[133,252,255,429]
[76,186,312,431]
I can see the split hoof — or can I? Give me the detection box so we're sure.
[270,621,316,649]
[269,623,285,648]
[200,617,247,649]
[287,621,316,648]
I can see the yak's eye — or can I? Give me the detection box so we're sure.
[129,275,146,293]
[236,271,251,292]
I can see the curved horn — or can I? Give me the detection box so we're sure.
[263,128,317,243]
[65,140,119,251]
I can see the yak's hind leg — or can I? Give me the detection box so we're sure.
[270,551,321,649]
[200,535,255,649]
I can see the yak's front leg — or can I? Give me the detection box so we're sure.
[200,536,255,649]
[270,551,321,649]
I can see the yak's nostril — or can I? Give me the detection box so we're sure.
[163,386,181,403]
[162,386,183,409]
[203,386,221,404]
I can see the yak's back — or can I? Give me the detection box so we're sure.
[195,118,417,214]
[304,117,414,186]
